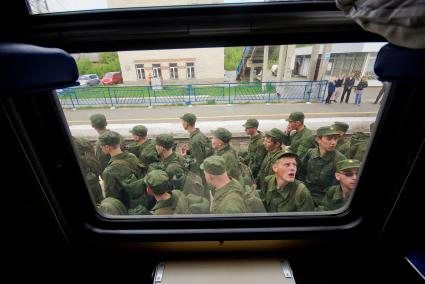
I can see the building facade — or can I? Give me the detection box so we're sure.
[292,43,386,86]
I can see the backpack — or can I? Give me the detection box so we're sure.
[242,185,266,213]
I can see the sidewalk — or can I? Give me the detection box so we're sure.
[64,100,382,139]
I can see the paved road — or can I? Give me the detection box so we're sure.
[64,99,382,139]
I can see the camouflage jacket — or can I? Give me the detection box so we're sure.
[247,132,267,179]
[215,145,241,181]
[348,132,370,162]
[263,176,314,212]
[95,130,112,176]
[188,128,212,174]
[211,179,247,214]
[152,152,185,180]
[102,152,141,208]
[298,147,347,205]
[99,197,128,215]
[336,138,350,157]
[282,126,316,160]
[152,190,190,215]
[138,139,159,167]
[256,149,281,193]
[317,185,347,211]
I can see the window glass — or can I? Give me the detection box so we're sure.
[61,42,387,218]
[27,0,308,15]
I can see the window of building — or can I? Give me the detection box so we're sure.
[135,64,145,80]
[152,64,162,78]
[170,63,178,79]
[186,62,195,78]
[364,53,378,80]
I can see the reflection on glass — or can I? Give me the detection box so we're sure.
[61,43,387,217]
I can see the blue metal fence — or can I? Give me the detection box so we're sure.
[57,80,327,108]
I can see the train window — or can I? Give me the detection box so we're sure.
[62,42,388,217]
[27,0,305,15]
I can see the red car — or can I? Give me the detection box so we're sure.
[101,72,123,85]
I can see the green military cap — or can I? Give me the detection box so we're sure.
[242,118,259,128]
[200,155,226,175]
[273,149,298,163]
[336,159,361,172]
[333,121,349,133]
[265,128,285,143]
[155,134,174,149]
[90,113,107,129]
[180,113,197,125]
[316,126,339,137]
[286,112,305,122]
[211,128,232,143]
[144,169,170,195]
[99,197,128,215]
[98,131,121,146]
[130,125,148,137]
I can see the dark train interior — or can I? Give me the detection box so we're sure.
[1,1,424,282]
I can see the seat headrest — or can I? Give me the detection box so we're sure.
[374,43,425,83]
[0,43,79,94]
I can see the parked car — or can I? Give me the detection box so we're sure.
[101,72,123,85]
[78,74,100,86]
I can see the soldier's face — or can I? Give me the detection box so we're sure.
[288,121,301,131]
[317,135,338,152]
[336,168,358,191]
[132,134,140,142]
[155,145,164,155]
[273,157,297,183]
[182,121,189,130]
[245,127,256,136]
[100,145,109,154]
[263,137,279,151]
[212,137,224,150]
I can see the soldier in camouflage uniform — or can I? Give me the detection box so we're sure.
[201,156,248,214]
[348,132,370,162]
[318,159,360,211]
[98,197,128,215]
[100,131,144,209]
[256,128,285,194]
[211,128,241,181]
[145,170,190,215]
[282,112,316,160]
[263,149,314,212]
[73,137,104,204]
[333,121,350,157]
[180,113,213,175]
[153,134,185,179]
[90,113,111,176]
[298,126,347,205]
[242,118,267,180]
[128,125,159,169]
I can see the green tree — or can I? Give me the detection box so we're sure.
[225,47,243,71]
[76,52,121,78]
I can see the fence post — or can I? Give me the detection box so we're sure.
[68,90,76,110]
[307,81,313,102]
[147,87,152,107]
[267,82,271,104]
[107,87,115,109]
[227,83,231,105]
[72,89,79,109]
[187,84,192,105]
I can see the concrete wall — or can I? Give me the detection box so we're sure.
[118,48,224,85]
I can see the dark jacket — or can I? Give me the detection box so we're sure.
[356,81,368,91]
[343,77,355,89]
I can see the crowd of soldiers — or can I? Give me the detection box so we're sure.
[73,111,373,216]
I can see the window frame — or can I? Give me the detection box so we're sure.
[2,1,421,245]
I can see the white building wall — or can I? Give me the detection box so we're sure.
[118,47,224,84]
